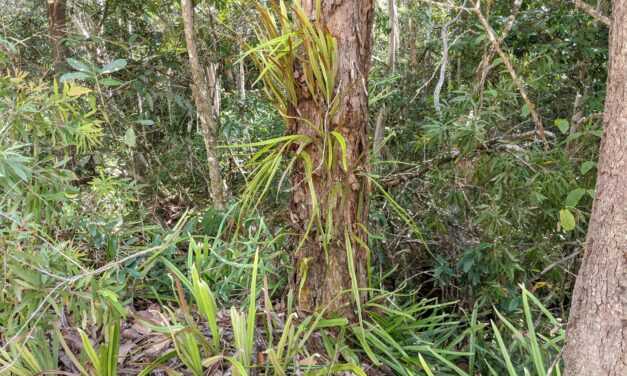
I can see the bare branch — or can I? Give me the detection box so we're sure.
[419,0,471,11]
[571,0,611,26]
[470,0,550,149]
[474,0,523,92]
[381,129,555,189]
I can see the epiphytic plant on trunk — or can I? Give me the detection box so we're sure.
[235,0,375,319]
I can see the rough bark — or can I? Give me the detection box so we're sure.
[291,0,374,315]
[46,0,69,75]
[181,0,226,210]
[564,2,627,374]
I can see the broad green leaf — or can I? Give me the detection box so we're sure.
[124,128,136,147]
[78,330,100,370]
[522,104,531,117]
[67,58,93,73]
[581,161,596,174]
[559,209,576,231]
[565,188,586,207]
[489,57,502,68]
[555,119,569,134]
[100,59,127,74]
[60,72,93,82]
[99,78,123,86]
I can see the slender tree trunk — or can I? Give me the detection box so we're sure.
[373,0,398,157]
[46,0,69,75]
[291,0,375,315]
[237,45,246,99]
[564,2,627,375]
[567,92,585,157]
[408,18,417,67]
[181,0,226,210]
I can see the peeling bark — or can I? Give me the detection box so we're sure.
[291,0,375,316]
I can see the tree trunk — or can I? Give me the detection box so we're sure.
[373,0,398,157]
[291,0,375,316]
[237,45,246,99]
[46,0,69,75]
[181,0,226,210]
[564,3,627,375]
[408,18,417,67]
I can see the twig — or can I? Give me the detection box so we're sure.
[571,0,611,26]
[536,248,583,277]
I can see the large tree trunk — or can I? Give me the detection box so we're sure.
[564,3,627,375]
[291,0,375,315]
[46,0,69,75]
[181,0,226,210]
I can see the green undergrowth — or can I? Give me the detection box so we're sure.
[0,209,565,375]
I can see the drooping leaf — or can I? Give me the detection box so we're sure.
[581,161,596,174]
[564,188,586,207]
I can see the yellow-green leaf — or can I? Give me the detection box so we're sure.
[559,209,576,231]
[67,85,92,97]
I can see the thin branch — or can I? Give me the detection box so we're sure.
[474,0,522,93]
[571,0,611,26]
[470,0,549,149]
[381,129,556,189]
[419,0,471,11]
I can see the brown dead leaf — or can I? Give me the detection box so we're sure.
[118,343,135,363]
[121,327,142,339]
[296,356,318,366]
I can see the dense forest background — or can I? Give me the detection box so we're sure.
[0,0,620,375]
